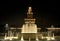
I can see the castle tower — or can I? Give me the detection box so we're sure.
[21,7,37,33]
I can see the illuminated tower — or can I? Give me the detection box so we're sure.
[21,7,37,33]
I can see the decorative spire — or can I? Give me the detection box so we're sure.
[27,7,33,14]
[5,24,9,30]
[27,7,33,18]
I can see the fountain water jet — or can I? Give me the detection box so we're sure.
[29,37,30,41]
[21,35,24,41]
[36,36,39,41]
[51,33,55,40]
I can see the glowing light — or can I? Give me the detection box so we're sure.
[36,37,39,41]
[51,37,55,40]
[47,37,51,40]
[4,36,18,40]
[21,24,37,33]
[21,35,24,41]
[4,37,13,40]
[41,36,44,39]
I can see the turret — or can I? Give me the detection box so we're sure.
[27,7,33,18]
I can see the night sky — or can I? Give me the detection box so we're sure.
[0,0,59,28]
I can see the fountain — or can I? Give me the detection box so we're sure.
[4,31,18,40]
[4,33,7,40]
[4,31,13,40]
[51,33,55,40]
[47,32,55,40]
[4,34,13,40]
[47,32,51,40]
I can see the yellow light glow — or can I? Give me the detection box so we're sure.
[4,36,18,40]
[4,37,13,40]
[51,37,55,40]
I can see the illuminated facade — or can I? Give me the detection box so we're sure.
[21,7,37,33]
[3,7,58,41]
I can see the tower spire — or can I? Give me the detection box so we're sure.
[27,7,33,14]
[21,6,37,33]
[27,7,33,18]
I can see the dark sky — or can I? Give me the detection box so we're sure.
[0,0,59,27]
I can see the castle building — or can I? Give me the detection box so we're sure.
[21,7,37,33]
